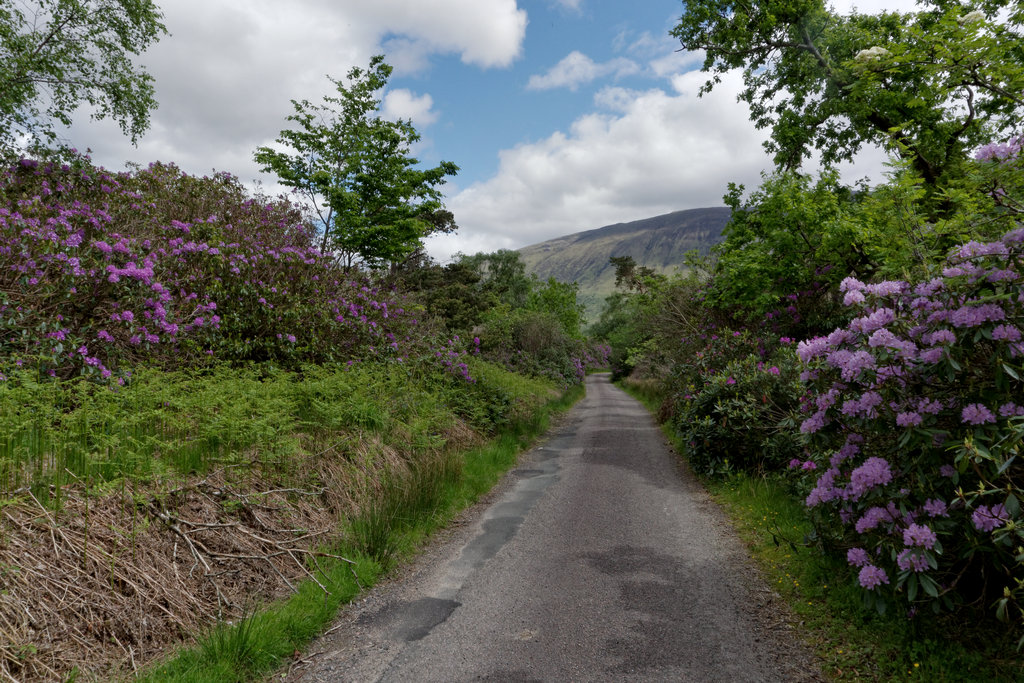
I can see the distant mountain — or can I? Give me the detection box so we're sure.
[518,207,732,319]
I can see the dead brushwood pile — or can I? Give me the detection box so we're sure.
[0,423,481,681]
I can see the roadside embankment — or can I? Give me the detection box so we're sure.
[0,358,578,681]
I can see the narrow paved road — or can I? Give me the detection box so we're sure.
[288,374,821,682]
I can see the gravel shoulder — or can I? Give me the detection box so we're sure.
[283,374,823,682]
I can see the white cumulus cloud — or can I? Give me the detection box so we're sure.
[527,51,640,91]
[59,0,526,180]
[382,90,439,127]
[337,0,527,68]
[428,70,771,260]
[428,67,892,262]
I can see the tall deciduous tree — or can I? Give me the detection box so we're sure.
[254,55,459,269]
[0,0,167,156]
[671,0,1024,192]
[457,249,533,309]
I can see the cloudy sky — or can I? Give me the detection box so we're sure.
[62,0,917,262]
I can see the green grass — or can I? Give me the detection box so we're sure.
[136,553,382,682]
[619,379,1023,682]
[0,366,303,500]
[133,377,584,682]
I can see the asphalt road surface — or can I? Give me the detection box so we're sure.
[287,373,821,682]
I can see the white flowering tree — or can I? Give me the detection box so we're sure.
[671,0,1024,190]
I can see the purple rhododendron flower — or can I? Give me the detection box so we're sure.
[800,410,828,434]
[972,504,1009,532]
[843,290,866,305]
[849,308,896,334]
[849,457,892,497]
[868,328,899,348]
[827,349,876,381]
[896,411,923,427]
[897,550,930,573]
[903,523,937,549]
[992,324,1022,342]
[855,506,893,533]
[923,499,949,517]
[925,329,956,345]
[858,565,890,589]
[865,281,905,296]
[914,278,944,296]
[950,303,1006,328]
[826,329,853,347]
[999,402,1024,417]
[839,277,865,292]
[797,337,829,362]
[939,464,956,478]
[961,403,996,425]
[847,547,870,567]
[805,467,841,506]
[816,388,840,411]
[976,137,1023,161]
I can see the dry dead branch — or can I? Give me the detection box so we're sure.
[0,464,347,681]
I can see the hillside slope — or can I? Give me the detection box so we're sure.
[518,207,731,318]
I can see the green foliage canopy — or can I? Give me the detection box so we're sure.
[671,0,1024,190]
[456,249,533,309]
[254,55,459,269]
[526,277,586,339]
[400,259,496,334]
[709,169,867,331]
[0,0,166,155]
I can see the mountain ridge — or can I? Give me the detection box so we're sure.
[517,206,732,318]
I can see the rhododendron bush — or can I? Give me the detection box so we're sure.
[670,335,804,476]
[796,227,1024,626]
[0,154,426,379]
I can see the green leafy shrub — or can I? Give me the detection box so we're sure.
[670,345,804,476]
[478,307,601,386]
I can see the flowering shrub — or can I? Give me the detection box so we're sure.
[0,154,431,379]
[795,227,1024,626]
[674,327,773,386]
[669,338,804,476]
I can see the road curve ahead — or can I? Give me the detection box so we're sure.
[289,373,821,682]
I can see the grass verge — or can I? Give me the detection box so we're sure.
[618,379,1022,682]
[133,382,584,682]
